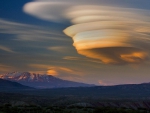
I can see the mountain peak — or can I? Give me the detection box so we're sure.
[0,72,93,88]
[0,72,55,82]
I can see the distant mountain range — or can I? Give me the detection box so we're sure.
[23,82,150,99]
[1,76,149,99]
[0,72,94,88]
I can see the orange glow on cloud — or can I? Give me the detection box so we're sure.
[0,64,14,72]
[98,80,108,86]
[29,64,84,76]
[47,69,58,76]
[121,52,147,63]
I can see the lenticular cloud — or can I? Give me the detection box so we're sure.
[24,1,150,65]
[64,6,150,64]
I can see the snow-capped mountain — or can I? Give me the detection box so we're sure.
[0,72,57,82]
[0,72,94,89]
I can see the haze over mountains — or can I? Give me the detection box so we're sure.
[0,72,94,88]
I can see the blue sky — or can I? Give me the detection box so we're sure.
[0,0,150,85]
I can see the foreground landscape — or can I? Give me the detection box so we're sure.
[0,91,150,113]
[0,72,150,112]
[1,105,150,113]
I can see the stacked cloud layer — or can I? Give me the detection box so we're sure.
[24,0,150,65]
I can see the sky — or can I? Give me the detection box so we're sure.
[0,0,150,85]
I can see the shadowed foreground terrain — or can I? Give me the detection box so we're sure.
[0,82,150,112]
[0,105,150,113]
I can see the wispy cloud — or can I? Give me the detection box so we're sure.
[0,18,67,42]
[29,64,85,76]
[0,45,14,53]
[48,46,69,53]
[63,56,104,64]
[63,56,82,60]
[0,64,15,73]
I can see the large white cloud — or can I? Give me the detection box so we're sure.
[23,0,150,65]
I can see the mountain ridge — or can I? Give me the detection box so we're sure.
[0,78,33,91]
